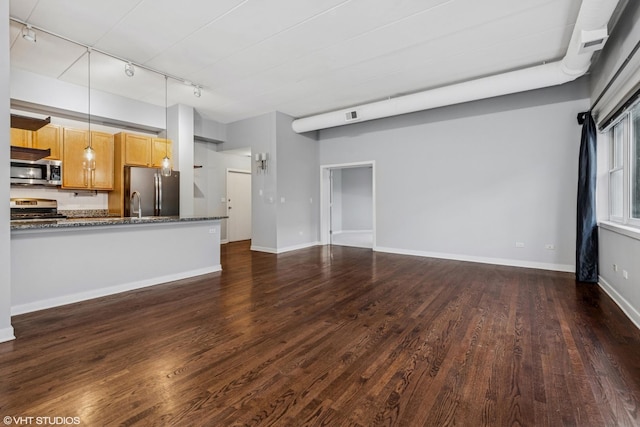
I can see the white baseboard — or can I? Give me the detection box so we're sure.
[599,276,640,330]
[251,242,321,254]
[332,229,373,235]
[276,241,321,254]
[374,246,575,273]
[0,327,15,343]
[11,265,222,316]
[251,245,277,253]
[220,239,229,244]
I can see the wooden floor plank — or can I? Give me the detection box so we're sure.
[1,241,640,426]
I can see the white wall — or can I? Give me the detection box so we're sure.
[331,169,343,232]
[590,1,640,329]
[275,112,319,251]
[194,111,226,142]
[1,1,14,342]
[319,79,590,271]
[11,68,165,132]
[11,221,221,315]
[340,167,373,231]
[224,112,319,252]
[225,112,278,251]
[194,141,251,241]
[168,104,195,217]
[598,226,640,328]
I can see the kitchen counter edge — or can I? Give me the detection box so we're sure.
[11,216,228,231]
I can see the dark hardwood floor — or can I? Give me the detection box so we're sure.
[1,241,640,426]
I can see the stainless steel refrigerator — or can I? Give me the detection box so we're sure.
[123,166,180,217]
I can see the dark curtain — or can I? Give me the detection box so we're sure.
[576,111,598,282]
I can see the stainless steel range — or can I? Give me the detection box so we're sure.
[10,198,67,221]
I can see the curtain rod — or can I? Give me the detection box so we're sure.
[10,17,205,89]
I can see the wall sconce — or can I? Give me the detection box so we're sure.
[255,152,268,174]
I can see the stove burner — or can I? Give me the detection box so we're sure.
[10,198,66,221]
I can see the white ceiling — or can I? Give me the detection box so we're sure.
[9,0,587,125]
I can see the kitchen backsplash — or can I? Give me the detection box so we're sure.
[10,186,108,211]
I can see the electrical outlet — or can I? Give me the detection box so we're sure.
[209,228,216,234]
[545,244,555,250]
[515,242,525,248]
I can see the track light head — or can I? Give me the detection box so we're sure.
[194,85,202,98]
[124,62,135,77]
[22,25,36,43]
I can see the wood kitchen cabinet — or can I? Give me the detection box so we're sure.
[151,138,172,168]
[10,125,62,160]
[120,133,152,166]
[33,124,62,160]
[115,132,172,167]
[62,128,114,190]
[10,128,33,148]
[109,132,173,216]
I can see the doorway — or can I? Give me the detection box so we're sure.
[320,161,375,249]
[226,169,252,242]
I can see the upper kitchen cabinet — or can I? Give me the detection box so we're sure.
[62,128,114,190]
[10,128,32,148]
[10,125,62,160]
[119,133,151,166]
[115,132,172,168]
[151,138,172,168]
[33,124,62,160]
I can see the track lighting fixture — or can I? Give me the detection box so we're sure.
[22,25,36,43]
[193,85,202,98]
[124,62,135,77]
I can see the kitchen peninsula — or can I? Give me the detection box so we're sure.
[11,216,226,315]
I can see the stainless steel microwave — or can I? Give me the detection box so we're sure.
[10,158,62,186]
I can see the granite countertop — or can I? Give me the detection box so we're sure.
[11,216,228,231]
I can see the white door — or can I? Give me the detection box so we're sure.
[227,170,252,242]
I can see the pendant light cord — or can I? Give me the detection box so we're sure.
[87,48,91,149]
[165,75,169,157]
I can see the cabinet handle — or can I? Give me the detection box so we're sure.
[83,169,88,187]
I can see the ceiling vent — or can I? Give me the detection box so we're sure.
[345,110,359,122]
[578,28,609,54]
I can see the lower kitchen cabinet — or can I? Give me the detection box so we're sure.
[62,128,114,190]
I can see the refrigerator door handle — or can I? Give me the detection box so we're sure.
[157,173,162,215]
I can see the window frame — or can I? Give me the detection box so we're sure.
[630,105,640,226]
[607,100,640,228]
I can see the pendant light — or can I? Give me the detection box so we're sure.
[83,48,95,171]
[160,75,172,177]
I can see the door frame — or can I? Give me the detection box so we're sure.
[320,161,376,247]
[226,168,252,242]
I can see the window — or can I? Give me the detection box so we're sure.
[632,107,640,219]
[609,118,625,220]
[608,102,640,227]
